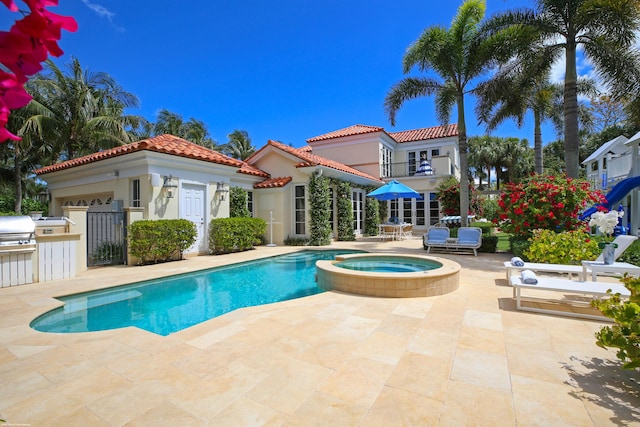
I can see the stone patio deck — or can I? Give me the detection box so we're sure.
[1,237,638,426]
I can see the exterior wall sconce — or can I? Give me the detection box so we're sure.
[37,189,50,204]
[216,182,229,200]
[163,175,178,198]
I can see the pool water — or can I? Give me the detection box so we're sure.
[335,255,442,273]
[31,250,363,336]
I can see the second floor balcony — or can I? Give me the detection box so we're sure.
[586,152,633,190]
[381,156,456,179]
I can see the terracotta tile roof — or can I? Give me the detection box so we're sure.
[253,176,292,189]
[307,124,385,143]
[389,124,458,143]
[299,145,313,152]
[262,140,382,183]
[34,134,269,178]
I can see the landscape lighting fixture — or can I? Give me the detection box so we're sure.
[216,182,229,200]
[163,175,177,198]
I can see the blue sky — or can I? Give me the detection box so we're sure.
[3,0,574,148]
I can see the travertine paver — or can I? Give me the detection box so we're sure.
[1,237,639,426]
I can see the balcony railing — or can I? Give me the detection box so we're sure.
[382,156,455,179]
[585,153,632,190]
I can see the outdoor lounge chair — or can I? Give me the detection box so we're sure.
[503,235,638,280]
[509,274,630,321]
[424,226,482,256]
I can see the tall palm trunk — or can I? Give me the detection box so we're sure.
[13,148,22,214]
[457,95,470,227]
[564,39,580,178]
[534,109,543,174]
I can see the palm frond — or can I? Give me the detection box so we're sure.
[384,77,442,126]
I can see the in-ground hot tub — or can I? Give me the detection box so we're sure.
[316,253,460,298]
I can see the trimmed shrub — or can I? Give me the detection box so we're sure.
[364,197,380,236]
[209,217,266,254]
[284,236,310,246]
[509,235,531,259]
[524,229,600,265]
[128,219,197,265]
[229,187,251,217]
[308,172,331,246]
[336,181,355,241]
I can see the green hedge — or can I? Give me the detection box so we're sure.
[509,235,531,259]
[209,217,266,254]
[128,219,197,265]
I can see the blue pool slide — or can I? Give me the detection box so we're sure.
[581,176,640,219]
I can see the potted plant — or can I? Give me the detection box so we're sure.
[589,209,624,264]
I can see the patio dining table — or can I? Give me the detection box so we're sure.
[378,223,412,241]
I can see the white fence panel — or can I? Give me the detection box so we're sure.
[0,251,34,287]
[38,240,76,282]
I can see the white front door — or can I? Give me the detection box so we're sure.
[181,183,207,254]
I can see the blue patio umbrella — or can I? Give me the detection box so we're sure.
[367,180,423,201]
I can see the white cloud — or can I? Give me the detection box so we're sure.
[81,0,124,32]
[81,0,114,19]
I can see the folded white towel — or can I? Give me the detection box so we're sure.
[521,269,537,284]
[511,257,525,267]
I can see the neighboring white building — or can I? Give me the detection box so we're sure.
[583,132,640,234]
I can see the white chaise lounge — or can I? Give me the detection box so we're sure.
[504,235,638,280]
[424,226,482,256]
[509,275,630,321]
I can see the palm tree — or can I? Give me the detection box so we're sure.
[184,118,217,150]
[224,130,255,160]
[477,55,596,174]
[468,135,499,189]
[152,109,218,149]
[384,0,530,226]
[484,0,640,178]
[24,58,142,161]
[153,109,185,136]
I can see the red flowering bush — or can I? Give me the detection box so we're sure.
[0,0,77,141]
[436,177,483,216]
[497,174,604,237]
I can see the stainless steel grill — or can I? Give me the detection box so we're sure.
[0,216,36,249]
[0,216,36,287]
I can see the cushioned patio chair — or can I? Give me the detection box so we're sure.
[423,226,450,250]
[424,226,482,256]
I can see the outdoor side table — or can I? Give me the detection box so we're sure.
[580,260,640,281]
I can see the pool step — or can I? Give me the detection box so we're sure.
[273,253,318,263]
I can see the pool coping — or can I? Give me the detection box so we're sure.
[316,253,461,297]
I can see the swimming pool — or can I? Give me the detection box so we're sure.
[31,249,363,336]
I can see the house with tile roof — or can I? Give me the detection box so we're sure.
[306,123,460,228]
[34,122,459,266]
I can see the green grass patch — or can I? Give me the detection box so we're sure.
[496,232,511,252]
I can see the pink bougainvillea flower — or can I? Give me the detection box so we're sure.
[1,0,18,11]
[0,0,78,142]
[0,72,32,109]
